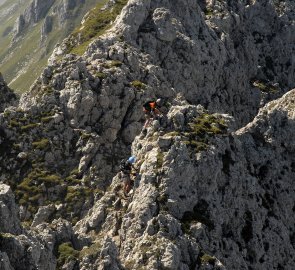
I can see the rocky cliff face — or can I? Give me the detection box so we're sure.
[70,89,294,270]
[0,0,294,269]
[0,73,17,112]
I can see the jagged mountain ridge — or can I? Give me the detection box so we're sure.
[0,0,102,92]
[0,0,294,269]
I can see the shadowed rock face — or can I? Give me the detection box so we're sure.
[0,0,294,269]
[0,73,17,112]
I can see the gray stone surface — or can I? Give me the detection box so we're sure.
[0,0,294,269]
[0,184,21,235]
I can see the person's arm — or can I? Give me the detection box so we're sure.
[154,107,162,115]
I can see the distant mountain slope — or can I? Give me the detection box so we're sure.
[0,0,102,93]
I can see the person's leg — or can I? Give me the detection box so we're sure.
[125,174,131,194]
[144,112,152,128]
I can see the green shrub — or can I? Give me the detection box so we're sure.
[95,72,106,79]
[164,131,180,137]
[32,138,49,150]
[200,253,216,265]
[204,8,213,16]
[21,123,38,131]
[252,80,278,93]
[131,80,146,89]
[9,119,20,127]
[57,242,79,267]
[156,151,164,169]
[184,140,208,152]
[41,116,53,123]
[103,60,122,68]
[189,114,226,137]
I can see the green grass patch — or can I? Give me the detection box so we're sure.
[41,116,54,123]
[130,80,146,89]
[156,151,164,169]
[252,80,278,93]
[164,131,180,137]
[200,253,216,265]
[32,138,49,150]
[9,119,20,128]
[189,114,226,137]
[68,0,128,55]
[95,72,107,79]
[57,242,79,267]
[180,113,227,154]
[204,8,213,16]
[102,60,122,68]
[21,123,39,131]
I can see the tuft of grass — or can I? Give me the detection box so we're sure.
[9,119,20,128]
[130,80,146,89]
[164,131,180,137]
[200,253,216,265]
[95,72,106,79]
[102,60,122,68]
[189,114,226,136]
[41,116,53,123]
[32,138,49,150]
[252,80,278,93]
[20,123,39,131]
[204,8,213,16]
[184,140,208,152]
[156,151,164,169]
[182,113,227,154]
[57,242,79,267]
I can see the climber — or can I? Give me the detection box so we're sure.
[119,156,137,196]
[143,99,163,129]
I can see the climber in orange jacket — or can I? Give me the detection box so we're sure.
[142,99,162,129]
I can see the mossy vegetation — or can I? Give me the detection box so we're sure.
[20,123,39,131]
[164,113,227,158]
[41,116,54,123]
[130,80,146,89]
[184,113,226,152]
[67,0,128,55]
[57,242,79,268]
[156,151,164,169]
[164,131,180,137]
[199,252,216,266]
[252,79,278,93]
[103,60,123,68]
[14,164,99,224]
[95,72,107,79]
[32,138,49,150]
[204,8,213,16]
[16,168,62,204]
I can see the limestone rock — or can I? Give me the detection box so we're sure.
[0,184,22,235]
[0,0,295,269]
[41,15,53,41]
[0,252,14,270]
[31,204,55,227]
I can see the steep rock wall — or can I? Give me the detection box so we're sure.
[74,89,295,269]
[0,0,294,269]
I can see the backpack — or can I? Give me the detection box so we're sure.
[143,100,155,112]
[120,160,131,174]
